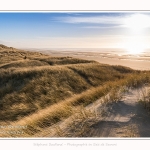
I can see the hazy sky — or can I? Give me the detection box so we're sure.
[1,12,150,50]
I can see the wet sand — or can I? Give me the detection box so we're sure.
[37,50,150,70]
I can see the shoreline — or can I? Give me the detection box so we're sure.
[32,50,150,71]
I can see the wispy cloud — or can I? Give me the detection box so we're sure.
[82,25,124,29]
[55,15,125,25]
[54,13,150,29]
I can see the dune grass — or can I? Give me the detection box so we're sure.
[1,45,150,137]
[1,71,150,137]
[0,61,134,122]
[138,86,150,112]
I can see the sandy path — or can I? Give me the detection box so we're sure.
[35,87,150,137]
[87,88,150,137]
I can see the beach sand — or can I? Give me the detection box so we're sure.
[37,50,150,71]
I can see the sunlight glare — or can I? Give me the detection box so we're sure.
[124,14,150,31]
[123,37,146,55]
[122,14,150,54]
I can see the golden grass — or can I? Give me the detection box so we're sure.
[1,45,150,137]
[2,72,150,137]
[0,61,133,122]
[138,86,150,112]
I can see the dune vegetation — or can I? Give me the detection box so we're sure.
[0,44,150,137]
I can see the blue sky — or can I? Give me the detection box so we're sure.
[1,12,150,50]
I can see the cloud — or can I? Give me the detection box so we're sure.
[55,15,125,25]
[82,25,124,29]
[54,13,150,29]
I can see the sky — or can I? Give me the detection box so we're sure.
[1,12,150,52]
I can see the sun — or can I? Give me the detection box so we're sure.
[123,37,146,55]
[124,42,145,55]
